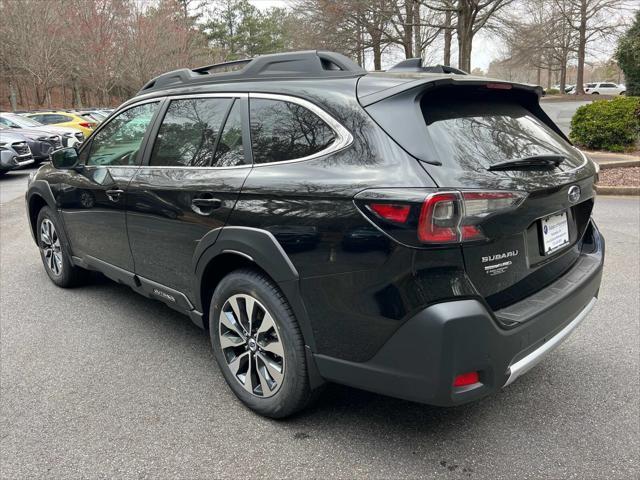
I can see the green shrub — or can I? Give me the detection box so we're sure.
[616,11,640,96]
[545,88,560,95]
[570,96,640,152]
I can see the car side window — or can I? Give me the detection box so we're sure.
[250,98,336,164]
[86,102,159,167]
[32,115,53,124]
[149,97,232,167]
[212,100,246,167]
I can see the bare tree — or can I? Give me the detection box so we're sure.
[423,0,514,71]
[554,0,622,94]
[502,0,578,91]
[0,0,68,106]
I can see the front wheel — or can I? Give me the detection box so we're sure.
[36,207,87,287]
[210,269,314,418]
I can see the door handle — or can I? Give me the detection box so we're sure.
[192,198,222,208]
[191,197,222,215]
[106,189,124,202]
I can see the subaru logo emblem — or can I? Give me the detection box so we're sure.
[568,185,581,203]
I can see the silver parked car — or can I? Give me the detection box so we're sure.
[0,112,84,147]
[0,130,34,176]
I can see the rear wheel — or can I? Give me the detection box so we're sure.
[37,207,87,287]
[210,269,313,418]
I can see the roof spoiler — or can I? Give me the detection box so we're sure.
[387,58,468,75]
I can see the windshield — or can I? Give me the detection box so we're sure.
[3,114,43,127]
[420,97,583,172]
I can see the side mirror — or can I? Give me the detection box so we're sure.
[50,147,82,170]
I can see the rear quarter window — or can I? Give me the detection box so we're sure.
[249,98,335,164]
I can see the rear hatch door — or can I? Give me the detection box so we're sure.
[359,75,598,312]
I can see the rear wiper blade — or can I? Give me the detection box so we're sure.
[488,155,566,171]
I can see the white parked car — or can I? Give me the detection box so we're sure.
[584,82,626,95]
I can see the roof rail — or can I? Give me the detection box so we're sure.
[387,58,468,75]
[192,58,253,74]
[138,50,366,94]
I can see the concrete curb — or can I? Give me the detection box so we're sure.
[595,185,640,196]
[599,160,640,169]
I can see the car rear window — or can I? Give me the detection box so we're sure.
[420,95,581,171]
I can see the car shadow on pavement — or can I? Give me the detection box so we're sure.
[86,271,491,433]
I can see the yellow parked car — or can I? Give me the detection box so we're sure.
[24,111,97,138]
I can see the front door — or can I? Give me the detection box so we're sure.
[57,101,161,272]
[126,95,252,300]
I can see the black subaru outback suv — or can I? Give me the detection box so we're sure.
[26,51,604,418]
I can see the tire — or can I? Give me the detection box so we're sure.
[592,92,599,95]
[0,171,7,177]
[209,268,313,418]
[36,206,88,287]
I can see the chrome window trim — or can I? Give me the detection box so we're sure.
[248,92,353,167]
[97,92,353,170]
[89,97,163,139]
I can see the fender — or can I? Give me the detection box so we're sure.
[25,180,77,258]
[194,226,317,351]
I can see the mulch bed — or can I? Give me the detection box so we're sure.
[597,166,640,187]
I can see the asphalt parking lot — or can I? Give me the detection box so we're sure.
[1,173,638,478]
[540,100,591,136]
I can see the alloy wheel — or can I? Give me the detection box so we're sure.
[218,294,285,398]
[40,219,63,276]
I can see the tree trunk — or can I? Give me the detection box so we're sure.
[456,2,473,72]
[575,0,587,95]
[457,33,472,72]
[536,67,541,86]
[413,0,421,59]
[372,34,382,70]
[403,0,414,58]
[547,68,552,90]
[8,82,18,111]
[72,75,83,109]
[443,10,452,66]
[560,61,567,96]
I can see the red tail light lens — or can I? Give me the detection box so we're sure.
[453,371,480,387]
[418,193,460,243]
[418,191,525,244]
[369,203,411,223]
[79,122,92,128]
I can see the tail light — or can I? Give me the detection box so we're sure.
[417,191,525,243]
[78,122,93,129]
[356,189,526,246]
[368,203,411,223]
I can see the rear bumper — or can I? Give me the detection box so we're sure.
[314,219,604,406]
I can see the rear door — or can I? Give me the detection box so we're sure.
[126,94,252,301]
[361,81,598,309]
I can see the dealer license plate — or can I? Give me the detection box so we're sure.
[541,211,570,254]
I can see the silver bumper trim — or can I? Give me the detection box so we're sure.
[504,297,597,387]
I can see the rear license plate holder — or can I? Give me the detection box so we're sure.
[541,211,570,255]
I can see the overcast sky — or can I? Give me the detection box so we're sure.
[248,0,637,71]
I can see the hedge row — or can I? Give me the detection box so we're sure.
[570,96,640,152]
